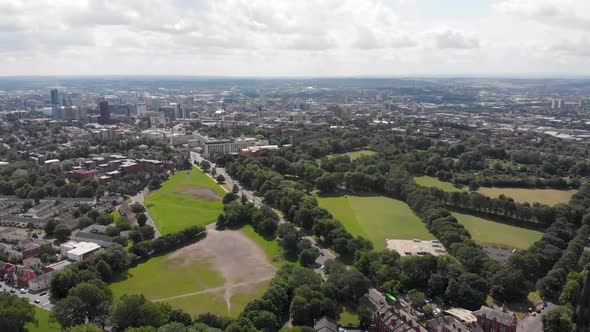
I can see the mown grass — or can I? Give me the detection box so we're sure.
[145,167,225,235]
[110,254,225,300]
[327,150,377,161]
[453,212,543,249]
[414,175,576,205]
[26,307,61,332]
[339,306,360,327]
[317,195,434,250]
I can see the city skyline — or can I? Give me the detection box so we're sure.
[2,0,590,77]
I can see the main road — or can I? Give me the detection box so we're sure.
[190,152,335,271]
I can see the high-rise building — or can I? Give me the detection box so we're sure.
[151,98,161,111]
[50,89,60,105]
[50,89,61,119]
[98,101,110,125]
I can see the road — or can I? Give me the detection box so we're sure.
[190,152,336,270]
[517,302,556,332]
[129,187,161,238]
[1,281,53,309]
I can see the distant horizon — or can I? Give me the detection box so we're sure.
[2,74,590,80]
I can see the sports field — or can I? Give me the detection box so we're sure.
[110,227,276,317]
[26,307,60,332]
[453,212,543,249]
[145,168,225,235]
[316,195,434,250]
[414,176,576,205]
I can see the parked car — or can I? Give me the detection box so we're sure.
[34,299,40,304]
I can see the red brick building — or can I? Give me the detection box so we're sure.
[473,306,517,332]
[373,306,427,332]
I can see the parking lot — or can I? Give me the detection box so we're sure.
[1,282,53,309]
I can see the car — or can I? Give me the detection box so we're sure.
[40,291,47,296]
[536,309,541,314]
[34,299,40,304]
[10,289,15,293]
[320,265,325,270]
[19,288,26,294]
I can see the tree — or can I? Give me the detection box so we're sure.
[408,290,426,309]
[216,174,225,183]
[64,323,104,332]
[200,160,211,172]
[54,224,72,242]
[140,225,155,240]
[106,225,120,237]
[44,218,60,236]
[95,260,113,282]
[111,294,170,330]
[52,296,87,328]
[222,193,239,204]
[543,307,573,332]
[299,248,320,267]
[137,213,148,227]
[149,178,162,190]
[66,282,112,323]
[131,203,146,214]
[358,307,373,330]
[232,184,239,194]
[0,294,36,332]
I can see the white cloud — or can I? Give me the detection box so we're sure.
[431,30,479,49]
[0,0,590,76]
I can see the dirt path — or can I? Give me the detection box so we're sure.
[164,227,276,314]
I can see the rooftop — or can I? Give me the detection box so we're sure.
[473,306,517,326]
[66,242,101,256]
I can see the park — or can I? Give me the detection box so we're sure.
[414,175,576,205]
[316,194,434,250]
[110,167,278,317]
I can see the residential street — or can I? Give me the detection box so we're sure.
[517,302,556,332]
[129,187,161,238]
[1,282,53,309]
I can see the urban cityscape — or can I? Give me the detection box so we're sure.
[1,1,590,332]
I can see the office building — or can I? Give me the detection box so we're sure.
[98,100,110,125]
[50,89,61,119]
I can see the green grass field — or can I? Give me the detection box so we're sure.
[414,176,576,205]
[26,307,61,332]
[339,306,360,327]
[317,195,434,250]
[453,212,543,249]
[145,168,226,235]
[327,150,377,161]
[239,224,285,264]
[110,254,225,301]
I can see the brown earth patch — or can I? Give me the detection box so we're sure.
[175,188,221,200]
[163,227,276,313]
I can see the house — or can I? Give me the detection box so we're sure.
[473,306,517,332]
[374,306,427,332]
[29,271,57,292]
[426,315,483,332]
[314,316,338,332]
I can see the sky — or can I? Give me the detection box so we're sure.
[1,0,590,77]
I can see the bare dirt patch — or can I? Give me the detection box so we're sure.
[175,188,221,200]
[164,227,276,313]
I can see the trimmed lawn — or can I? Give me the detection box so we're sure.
[477,187,576,206]
[26,307,61,332]
[414,175,576,205]
[145,168,225,235]
[229,280,270,317]
[327,150,376,161]
[339,306,360,327]
[414,176,466,192]
[317,195,434,250]
[239,224,284,264]
[110,254,224,300]
[164,291,229,317]
[453,212,543,249]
